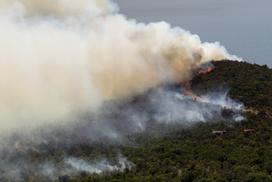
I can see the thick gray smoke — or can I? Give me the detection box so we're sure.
[1,88,244,148]
[0,0,244,181]
[0,88,245,181]
[0,0,240,135]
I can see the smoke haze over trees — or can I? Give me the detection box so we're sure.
[0,0,271,181]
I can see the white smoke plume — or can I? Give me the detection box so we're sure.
[0,153,133,181]
[0,87,245,181]
[65,156,133,174]
[0,0,240,135]
[0,1,246,181]
[151,89,244,124]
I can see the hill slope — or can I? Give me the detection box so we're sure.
[4,60,271,182]
[68,60,272,182]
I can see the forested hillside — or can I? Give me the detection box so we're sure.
[64,60,272,182]
[10,60,272,182]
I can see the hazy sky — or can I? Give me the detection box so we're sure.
[115,0,272,67]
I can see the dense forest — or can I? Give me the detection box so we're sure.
[4,60,272,182]
[68,60,272,182]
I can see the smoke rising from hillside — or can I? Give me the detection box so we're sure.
[0,0,240,135]
[0,88,245,181]
[65,156,133,174]
[0,1,245,180]
[0,152,133,181]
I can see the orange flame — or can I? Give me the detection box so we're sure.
[197,66,214,75]
[180,64,215,101]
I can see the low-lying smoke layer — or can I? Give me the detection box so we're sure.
[0,1,244,181]
[0,0,240,134]
[0,88,244,181]
[0,152,133,181]
[65,156,133,174]
[2,88,244,152]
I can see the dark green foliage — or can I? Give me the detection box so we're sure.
[69,61,272,182]
[193,60,272,108]
[24,61,272,182]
